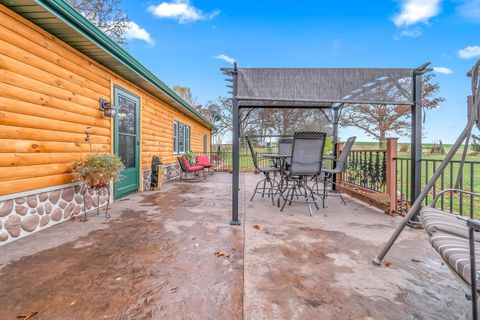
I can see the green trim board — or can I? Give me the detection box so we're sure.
[113,85,140,199]
[0,0,216,130]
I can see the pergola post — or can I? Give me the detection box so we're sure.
[230,62,241,225]
[332,108,340,189]
[410,72,423,223]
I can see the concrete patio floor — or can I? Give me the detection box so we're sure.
[0,173,468,319]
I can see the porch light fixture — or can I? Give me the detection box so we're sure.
[99,98,116,117]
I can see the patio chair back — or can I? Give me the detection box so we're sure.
[290,132,326,176]
[177,156,189,172]
[336,136,357,171]
[196,155,212,167]
[245,136,261,171]
[278,138,293,165]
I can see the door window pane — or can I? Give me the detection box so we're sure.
[118,96,136,134]
[119,134,136,168]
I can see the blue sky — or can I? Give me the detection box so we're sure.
[120,0,480,143]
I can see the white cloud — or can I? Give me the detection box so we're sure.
[148,0,219,23]
[393,0,441,27]
[458,45,480,59]
[399,28,422,37]
[125,22,154,44]
[214,54,236,64]
[457,0,480,19]
[433,67,453,74]
[394,27,422,40]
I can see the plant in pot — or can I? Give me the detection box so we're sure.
[74,153,124,189]
[184,151,195,165]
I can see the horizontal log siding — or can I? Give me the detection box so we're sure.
[0,5,210,196]
[140,96,210,168]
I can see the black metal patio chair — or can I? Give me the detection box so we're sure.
[277,137,293,168]
[316,136,356,206]
[245,136,280,205]
[280,132,326,216]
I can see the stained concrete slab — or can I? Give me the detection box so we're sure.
[0,173,469,319]
[0,174,243,320]
[242,173,467,320]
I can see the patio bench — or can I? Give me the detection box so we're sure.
[177,156,206,181]
[196,155,214,174]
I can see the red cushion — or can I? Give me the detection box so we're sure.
[180,157,191,169]
[196,155,212,167]
[188,165,204,172]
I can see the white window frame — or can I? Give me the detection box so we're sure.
[173,120,191,154]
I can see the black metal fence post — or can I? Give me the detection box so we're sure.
[410,72,423,224]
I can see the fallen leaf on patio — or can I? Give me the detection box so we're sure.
[17,311,38,319]
[253,224,261,230]
[385,261,392,268]
[169,287,178,293]
[214,250,230,258]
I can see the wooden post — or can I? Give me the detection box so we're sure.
[386,138,398,214]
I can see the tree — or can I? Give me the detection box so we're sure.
[205,96,333,143]
[66,0,129,45]
[173,86,197,106]
[472,134,480,152]
[339,73,445,145]
[206,96,260,140]
[267,109,332,136]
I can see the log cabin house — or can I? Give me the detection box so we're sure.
[0,0,215,245]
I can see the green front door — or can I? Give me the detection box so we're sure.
[114,86,140,199]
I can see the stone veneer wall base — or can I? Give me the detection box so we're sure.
[0,184,109,246]
[142,163,181,192]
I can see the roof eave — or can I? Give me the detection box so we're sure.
[33,0,216,129]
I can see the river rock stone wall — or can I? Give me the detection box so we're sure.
[142,169,152,191]
[163,164,180,182]
[0,185,109,245]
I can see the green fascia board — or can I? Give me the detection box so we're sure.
[33,0,216,130]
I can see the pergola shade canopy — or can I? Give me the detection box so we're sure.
[222,68,415,107]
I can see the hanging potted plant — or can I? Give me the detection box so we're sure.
[74,153,124,189]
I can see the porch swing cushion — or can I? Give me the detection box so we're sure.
[429,231,480,289]
[420,206,480,289]
[421,207,480,242]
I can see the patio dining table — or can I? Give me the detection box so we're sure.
[261,153,291,175]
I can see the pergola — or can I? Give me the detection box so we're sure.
[222,63,431,224]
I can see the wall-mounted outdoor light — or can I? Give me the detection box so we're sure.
[99,98,116,117]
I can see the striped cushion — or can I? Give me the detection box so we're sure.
[430,232,480,289]
[420,207,479,242]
